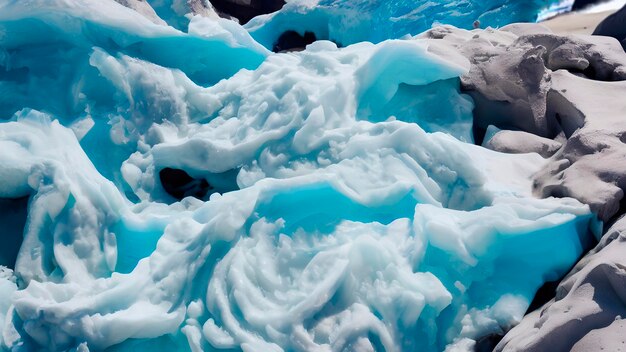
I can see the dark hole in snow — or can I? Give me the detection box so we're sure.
[210,0,285,24]
[273,31,318,52]
[474,333,504,352]
[159,168,213,201]
[159,167,241,202]
[0,196,29,269]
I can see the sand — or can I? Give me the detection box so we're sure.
[542,10,615,34]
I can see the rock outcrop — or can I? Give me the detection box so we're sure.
[421,23,626,350]
[536,70,626,222]
[594,4,626,50]
[421,24,626,221]
[483,128,562,158]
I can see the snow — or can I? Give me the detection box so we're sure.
[0,0,597,351]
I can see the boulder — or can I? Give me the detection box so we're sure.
[422,25,626,221]
[594,4,626,50]
[483,127,562,158]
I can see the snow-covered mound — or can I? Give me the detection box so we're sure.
[0,0,602,351]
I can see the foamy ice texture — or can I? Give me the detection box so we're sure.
[0,0,594,351]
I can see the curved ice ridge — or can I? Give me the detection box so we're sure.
[0,1,595,351]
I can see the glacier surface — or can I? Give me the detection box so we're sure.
[0,0,596,351]
[246,0,565,49]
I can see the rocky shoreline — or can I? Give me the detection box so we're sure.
[421,9,626,351]
[2,1,626,351]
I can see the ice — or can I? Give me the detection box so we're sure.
[144,0,220,30]
[245,0,565,49]
[0,267,17,347]
[0,0,597,351]
[0,0,268,94]
[0,110,594,351]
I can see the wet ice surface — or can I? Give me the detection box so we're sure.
[0,0,595,351]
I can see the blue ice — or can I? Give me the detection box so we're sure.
[246,0,564,48]
[0,0,594,351]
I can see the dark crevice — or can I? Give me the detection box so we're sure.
[605,193,626,230]
[582,64,598,81]
[0,196,29,269]
[273,31,318,53]
[210,0,285,24]
[526,279,560,314]
[545,90,585,138]
[159,167,241,202]
[571,0,602,11]
[555,112,562,127]
[568,64,623,82]
[474,333,504,352]
[565,68,588,78]
[472,123,488,146]
[159,168,212,201]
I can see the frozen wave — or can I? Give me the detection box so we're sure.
[0,0,595,351]
[1,110,593,351]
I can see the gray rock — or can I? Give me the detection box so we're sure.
[422,28,626,350]
[496,216,626,352]
[419,26,556,137]
[547,43,589,71]
[421,25,626,222]
[114,0,167,25]
[483,127,562,158]
[535,70,626,221]
[421,25,626,143]
[594,4,626,50]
